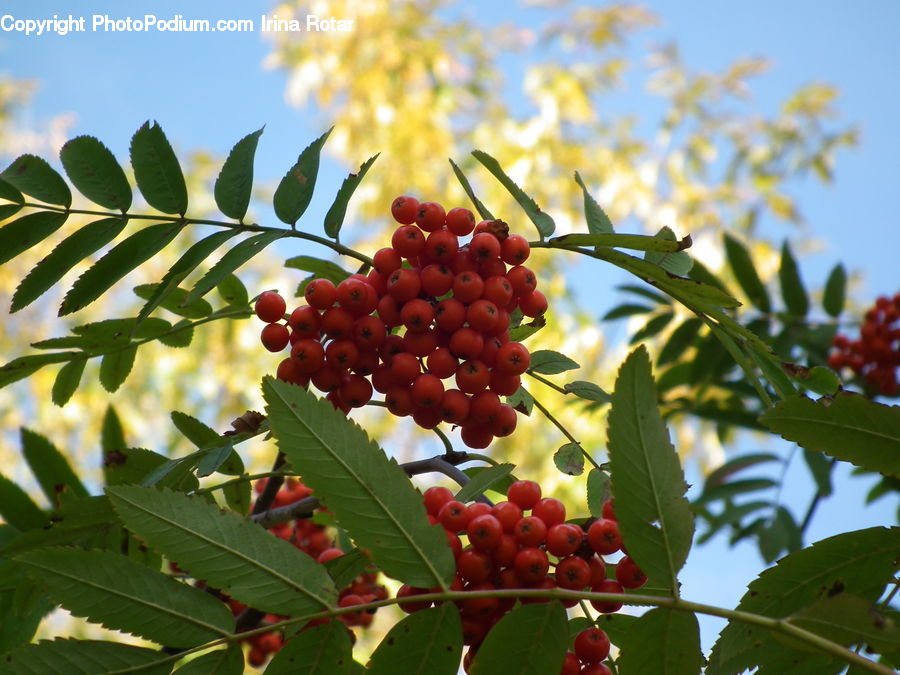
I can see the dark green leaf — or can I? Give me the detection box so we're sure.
[658,318,703,366]
[368,604,462,675]
[617,608,702,675]
[214,127,263,221]
[552,231,687,253]
[506,386,534,415]
[803,448,833,497]
[195,443,234,478]
[267,621,355,675]
[688,258,730,293]
[51,357,86,407]
[455,464,515,503]
[472,149,555,239]
[608,347,694,594]
[707,526,900,675]
[133,284,212,319]
[586,469,611,518]
[274,128,332,225]
[1,496,118,556]
[644,226,694,276]
[0,211,68,266]
[20,428,88,504]
[462,466,517,498]
[787,364,841,396]
[0,202,22,221]
[529,350,580,375]
[171,411,220,448]
[129,121,188,215]
[284,256,352,286]
[222,477,252,516]
[0,474,48,531]
[12,217,128,312]
[704,453,781,488]
[508,316,545,342]
[158,320,193,348]
[724,232,771,313]
[778,241,809,317]
[760,393,900,477]
[324,154,379,239]
[4,638,170,675]
[449,158,494,221]
[1,154,71,207]
[823,263,846,318]
[99,345,137,392]
[695,478,778,506]
[617,283,672,305]
[101,405,127,456]
[59,136,132,211]
[0,352,77,389]
[554,443,584,476]
[574,171,614,234]
[173,644,244,675]
[594,612,638,646]
[470,601,568,675]
[602,303,653,321]
[757,506,802,563]
[186,231,286,304]
[216,272,249,306]
[263,378,455,589]
[0,580,52,654]
[323,549,371,590]
[103,447,197,491]
[60,222,184,316]
[563,380,611,404]
[629,312,674,344]
[107,486,337,616]
[0,176,24,203]
[135,229,240,328]
[16,548,234,647]
[788,594,900,653]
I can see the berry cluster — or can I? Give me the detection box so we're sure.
[254,195,547,448]
[403,482,643,672]
[828,293,900,397]
[238,478,386,667]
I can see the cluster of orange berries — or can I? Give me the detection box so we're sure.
[828,293,900,397]
[403,481,642,673]
[239,478,387,668]
[254,196,547,448]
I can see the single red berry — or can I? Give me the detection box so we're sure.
[438,500,471,532]
[276,358,310,386]
[304,278,337,310]
[385,386,414,417]
[469,232,502,262]
[311,365,343,392]
[392,225,426,258]
[423,486,455,516]
[255,291,286,323]
[457,547,492,583]
[500,234,530,265]
[403,328,439,357]
[478,256,507,279]
[401,298,436,332]
[415,201,446,232]
[326,390,350,414]
[424,229,459,263]
[291,339,325,374]
[461,581,499,618]
[421,263,455,297]
[483,276,514,308]
[493,533,518,568]
[532,497,566,527]
[321,307,355,339]
[411,373,445,408]
[460,423,493,449]
[514,515,548,547]
[325,339,359,369]
[601,499,616,521]
[559,652,580,675]
[491,501,523,533]
[489,371,521,396]
[495,342,531,375]
[452,271,485,304]
[466,299,500,332]
[247,647,267,667]
[440,389,471,424]
[615,555,648,589]
[491,404,518,437]
[514,547,549,584]
[450,327,485,360]
[588,556,607,587]
[546,523,583,557]
[373,246,402,275]
[470,390,502,423]
[335,277,370,314]
[581,664,613,675]
[455,360,491,394]
[587,518,622,555]
[446,207,476,236]
[289,305,321,338]
[519,290,548,317]
[353,315,387,349]
[507,480,542,510]
[390,352,421,385]
[396,584,432,613]
[260,323,290,352]
[426,347,458,379]
[387,267,422,302]
[446,530,463,559]
[339,374,372,408]
[391,195,419,224]
[574,627,611,664]
[555,555,591,590]
[316,547,344,564]
[435,298,467,331]
[590,578,625,613]
[506,265,537,297]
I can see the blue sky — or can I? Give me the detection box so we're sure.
[2,0,898,657]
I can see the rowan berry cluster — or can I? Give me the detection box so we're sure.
[238,478,386,667]
[828,293,900,397]
[402,481,644,673]
[254,195,547,448]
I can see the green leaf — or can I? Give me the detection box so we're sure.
[186,231,286,304]
[173,644,244,675]
[472,149,555,239]
[574,171,614,234]
[368,603,463,675]
[323,549,371,590]
[16,548,234,648]
[4,638,170,675]
[324,154,379,239]
[594,612,638,646]
[0,202,22,221]
[455,464,515,503]
[822,263,846,318]
[703,453,781,489]
[99,345,137,393]
[644,226,694,276]
[107,485,337,615]
[0,580,52,654]
[505,386,534,415]
[0,175,24,203]
[778,241,809,317]
[59,136,132,211]
[195,443,234,478]
[529,350,580,375]
[0,211,68,266]
[658,318,703,366]
[724,233,771,313]
[629,312,674,345]
[552,232,688,254]
[133,284,212,319]
[786,364,841,396]
[171,411,220,448]
[470,601,568,675]
[602,303,653,321]
[135,229,240,329]
[449,158,495,221]
[507,315,545,343]
[760,393,900,477]
[216,272,249,306]
[462,467,517,498]
[803,448,833,497]
[129,121,188,215]
[20,428,89,504]
[103,447,196,491]
[607,346,694,594]
[707,526,900,675]
[553,443,584,476]
[1,496,118,556]
[586,469,611,518]
[284,256,352,287]
[51,357,86,407]
[617,608,702,675]
[11,217,128,312]
[101,405,127,456]
[694,478,778,506]
[262,377,455,589]
[563,380,611,404]
[1,154,71,207]
[0,474,48,531]
[215,127,263,221]
[60,222,184,316]
[266,621,356,674]
[788,594,900,654]
[0,352,77,389]
[618,283,672,305]
[274,128,332,226]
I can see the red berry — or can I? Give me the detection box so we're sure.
[289,306,322,338]
[587,518,622,555]
[489,371,521,396]
[435,298,467,331]
[532,498,566,527]
[507,265,537,297]
[317,547,344,564]
[514,547,549,584]
[519,290,548,317]
[291,339,325,374]
[401,298,435,332]
[615,555,647,589]
[460,423,493,449]
[304,278,337,310]
[555,555,591,590]
[424,229,459,263]
[411,374,445,408]
[255,291,286,323]
[470,232,501,262]
[470,390,502,423]
[438,500,471,532]
[403,328,439,357]
[373,247,402,275]
[260,323,290,352]
[466,299,500,332]
[276,358,310,386]
[500,234,530,265]
[440,389,471,424]
[325,339,359,369]
[427,347,458,379]
[387,268,422,302]
[423,486,455,516]
[397,584,432,613]
[339,374,372,407]
[546,523,583,557]
[590,579,624,613]
[391,195,419,224]
[446,207,476,236]
[415,201,446,232]
[574,627,611,663]
[321,307,355,339]
[461,581,498,618]
[336,278,371,314]
[601,499,616,521]
[455,360,491,394]
[581,664,613,675]
[452,271,485,304]
[560,652,580,675]
[507,480,542,510]
[390,352,421,385]
[392,225,426,258]
[353,315,387,349]
[491,404,518,437]
[311,364,344,392]
[483,276,514,308]
[588,556,607,587]
[457,548,492,583]
[450,327,485,360]
[495,342,531,375]
[386,386,415,416]
[491,501,523,533]
[421,264,455,297]
[514,515,547,547]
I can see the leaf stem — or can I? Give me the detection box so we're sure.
[529,392,603,473]
[526,370,570,395]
